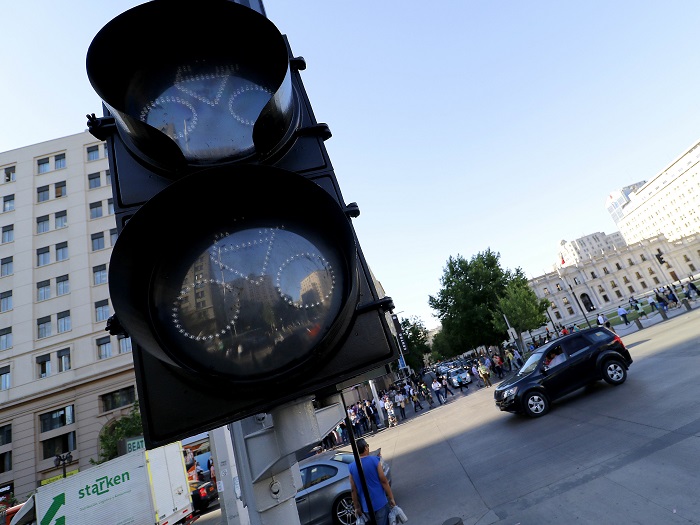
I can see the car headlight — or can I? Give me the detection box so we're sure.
[502,387,518,397]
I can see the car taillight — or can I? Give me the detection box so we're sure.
[613,335,624,346]
[199,487,208,498]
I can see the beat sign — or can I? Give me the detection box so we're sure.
[137,62,274,163]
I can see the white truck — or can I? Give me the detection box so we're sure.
[11,442,194,525]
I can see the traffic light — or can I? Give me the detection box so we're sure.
[655,252,666,264]
[86,0,397,447]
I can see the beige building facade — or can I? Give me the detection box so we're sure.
[0,131,136,501]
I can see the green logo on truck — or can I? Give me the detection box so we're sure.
[77,472,130,498]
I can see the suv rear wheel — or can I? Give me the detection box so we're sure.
[523,391,550,417]
[602,359,627,385]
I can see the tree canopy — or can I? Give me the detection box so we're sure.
[92,401,143,464]
[429,249,547,355]
[399,316,431,372]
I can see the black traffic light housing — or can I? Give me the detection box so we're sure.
[655,251,666,265]
[87,0,398,447]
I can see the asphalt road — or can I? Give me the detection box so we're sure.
[197,304,700,524]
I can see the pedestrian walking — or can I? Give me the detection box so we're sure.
[349,438,397,525]
[617,305,630,325]
[431,378,445,404]
[478,362,492,388]
[441,375,454,400]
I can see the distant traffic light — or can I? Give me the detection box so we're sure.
[86,0,397,447]
[655,252,666,265]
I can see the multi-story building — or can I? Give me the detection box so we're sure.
[605,181,647,225]
[0,131,136,501]
[531,233,699,327]
[557,232,627,268]
[614,139,700,244]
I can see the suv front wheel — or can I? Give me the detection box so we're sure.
[602,359,627,385]
[523,390,550,417]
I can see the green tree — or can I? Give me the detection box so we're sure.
[92,401,143,464]
[429,249,510,354]
[492,269,549,349]
[399,316,431,372]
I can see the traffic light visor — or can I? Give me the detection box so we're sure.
[109,166,359,386]
[86,0,295,170]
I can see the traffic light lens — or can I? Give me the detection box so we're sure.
[161,226,343,378]
[136,62,274,163]
[109,165,359,387]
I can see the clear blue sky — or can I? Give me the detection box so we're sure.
[2,1,699,329]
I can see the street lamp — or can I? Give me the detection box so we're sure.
[54,452,73,478]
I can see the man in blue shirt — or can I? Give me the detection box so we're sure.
[349,438,396,525]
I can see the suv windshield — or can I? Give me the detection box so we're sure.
[518,349,546,376]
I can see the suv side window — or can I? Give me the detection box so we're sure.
[563,335,591,357]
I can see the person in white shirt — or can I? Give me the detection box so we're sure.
[546,349,566,368]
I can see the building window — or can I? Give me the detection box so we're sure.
[37,247,50,267]
[101,386,136,412]
[91,232,105,251]
[37,354,51,378]
[0,451,11,474]
[0,257,12,277]
[37,280,51,301]
[93,264,107,285]
[40,405,74,433]
[89,201,103,219]
[57,310,71,333]
[42,431,76,460]
[648,267,655,275]
[55,153,66,169]
[37,316,51,339]
[690,264,697,273]
[108,198,114,215]
[55,181,66,198]
[640,281,648,289]
[110,228,118,246]
[610,281,618,288]
[95,300,110,322]
[640,254,647,261]
[566,306,574,315]
[41,433,70,461]
[1,225,13,244]
[615,290,623,299]
[0,328,11,350]
[627,258,634,266]
[55,210,67,229]
[3,167,15,183]
[0,291,12,312]
[97,336,112,359]
[622,276,630,284]
[627,286,635,294]
[56,275,70,296]
[615,263,622,270]
[0,424,10,446]
[37,158,50,174]
[543,287,549,295]
[37,185,49,203]
[653,277,660,285]
[37,215,49,234]
[55,242,69,262]
[590,271,597,279]
[57,348,71,372]
[88,172,101,189]
[3,195,14,212]
[555,283,562,291]
[87,145,100,161]
[118,335,132,354]
[0,366,9,390]
[603,267,609,275]
[554,311,562,320]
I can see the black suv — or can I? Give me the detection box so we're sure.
[494,327,632,417]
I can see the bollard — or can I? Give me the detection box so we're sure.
[634,318,643,330]
[659,309,668,320]
[682,298,692,311]
[442,519,464,525]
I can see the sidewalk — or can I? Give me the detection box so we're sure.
[606,298,694,336]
